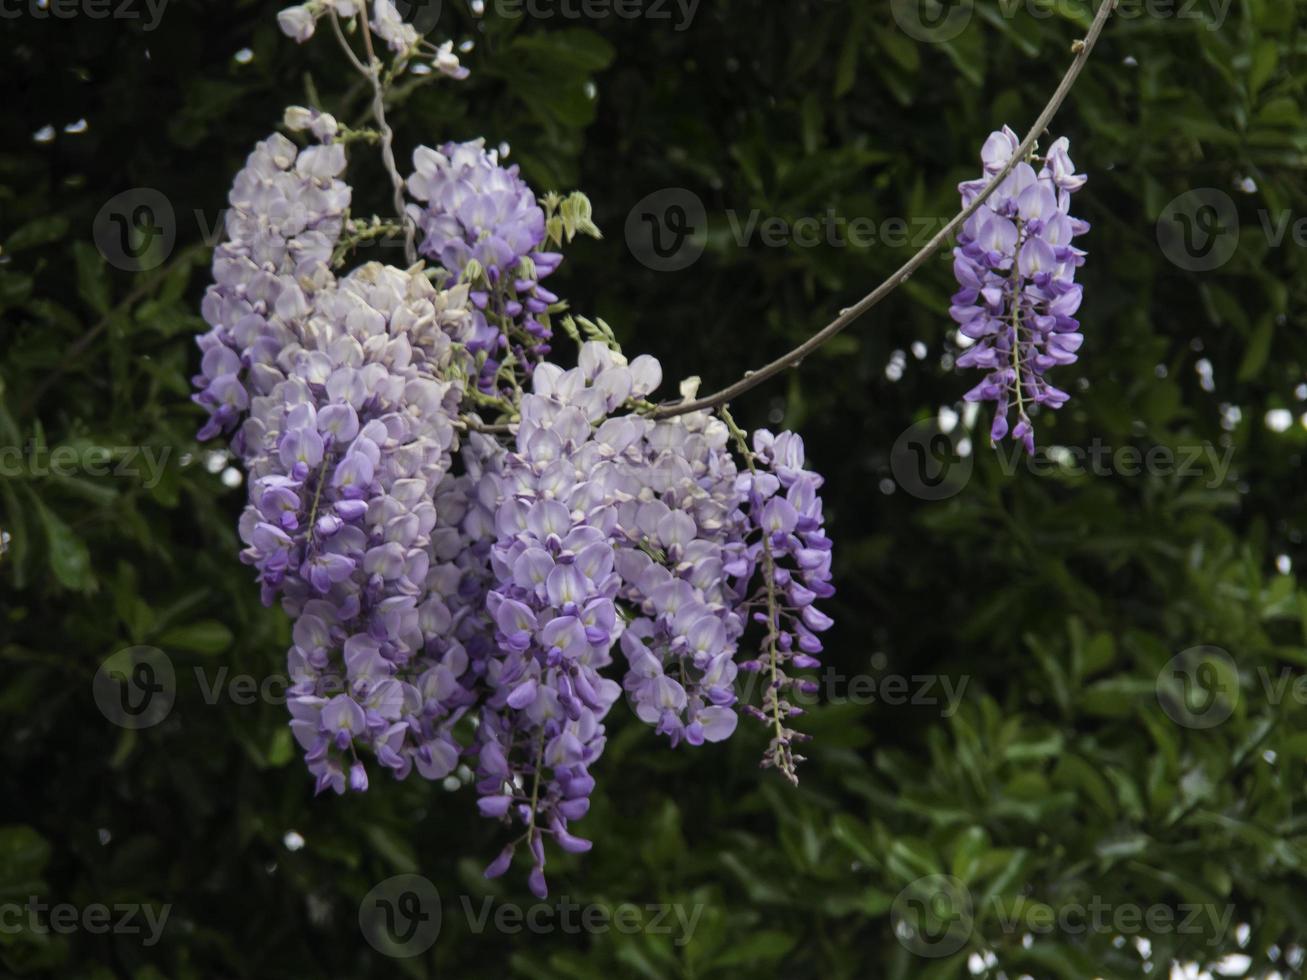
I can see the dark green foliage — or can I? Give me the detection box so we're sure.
[3,0,1307,976]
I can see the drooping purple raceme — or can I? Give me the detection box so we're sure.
[612,406,753,749]
[736,430,834,783]
[235,262,482,795]
[472,355,635,898]
[951,126,1088,453]
[193,132,350,443]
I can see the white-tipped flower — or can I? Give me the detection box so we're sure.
[276,4,318,43]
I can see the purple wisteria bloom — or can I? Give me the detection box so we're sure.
[472,353,638,898]
[610,404,752,749]
[193,132,350,444]
[951,126,1089,453]
[232,260,482,795]
[737,429,834,782]
[406,140,562,388]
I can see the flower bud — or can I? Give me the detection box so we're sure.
[283,106,314,131]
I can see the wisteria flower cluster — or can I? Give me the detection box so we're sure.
[952,125,1089,453]
[200,0,1097,897]
[193,0,838,897]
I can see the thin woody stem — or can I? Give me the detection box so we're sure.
[333,7,418,266]
[647,0,1117,421]
[1008,219,1028,426]
[721,405,796,784]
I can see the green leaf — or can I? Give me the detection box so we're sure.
[709,930,796,967]
[73,240,111,314]
[834,25,859,97]
[949,826,990,883]
[1249,38,1278,97]
[1254,95,1300,128]
[0,825,51,898]
[5,215,69,252]
[156,620,233,655]
[1237,315,1274,382]
[364,825,419,874]
[31,495,94,592]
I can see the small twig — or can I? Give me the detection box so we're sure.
[332,7,417,265]
[457,417,514,436]
[328,9,369,74]
[648,0,1117,420]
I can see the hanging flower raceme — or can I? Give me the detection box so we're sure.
[236,262,480,795]
[951,126,1089,453]
[736,429,834,782]
[612,405,753,749]
[193,132,349,443]
[473,364,632,898]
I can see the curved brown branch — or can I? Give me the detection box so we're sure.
[648,0,1117,420]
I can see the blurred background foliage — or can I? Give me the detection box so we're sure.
[4,0,1307,976]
